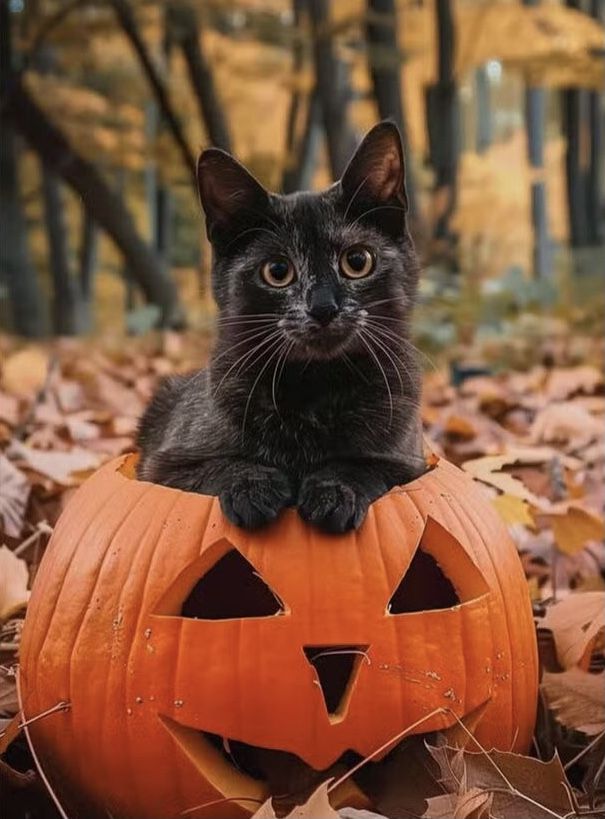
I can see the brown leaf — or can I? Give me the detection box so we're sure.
[0,392,20,427]
[540,593,605,668]
[423,788,492,819]
[427,742,574,818]
[530,402,602,450]
[252,782,339,818]
[542,669,605,736]
[1,347,50,398]
[9,440,102,486]
[0,456,30,538]
[545,365,603,400]
[0,546,30,623]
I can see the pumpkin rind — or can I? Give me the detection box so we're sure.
[19,455,538,818]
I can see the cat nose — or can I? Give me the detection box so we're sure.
[307,293,339,326]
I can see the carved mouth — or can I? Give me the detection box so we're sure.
[159,697,490,815]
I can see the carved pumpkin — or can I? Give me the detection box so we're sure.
[20,454,538,818]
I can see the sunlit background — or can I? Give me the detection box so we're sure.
[1,0,603,359]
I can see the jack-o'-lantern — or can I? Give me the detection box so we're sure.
[19,454,538,819]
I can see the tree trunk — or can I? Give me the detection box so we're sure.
[283,88,322,192]
[308,0,357,179]
[0,0,46,336]
[562,86,589,247]
[168,2,232,152]
[109,0,197,189]
[587,0,603,245]
[78,207,97,332]
[425,0,459,243]
[365,0,419,217]
[475,65,492,154]
[524,0,551,279]
[5,73,183,327]
[41,163,82,335]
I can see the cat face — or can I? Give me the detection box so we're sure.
[197,123,419,362]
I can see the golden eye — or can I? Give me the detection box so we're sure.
[339,245,374,279]
[260,258,295,288]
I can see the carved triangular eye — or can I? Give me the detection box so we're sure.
[387,517,489,615]
[181,549,285,620]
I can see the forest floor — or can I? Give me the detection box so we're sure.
[0,330,603,818]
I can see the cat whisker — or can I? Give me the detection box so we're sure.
[343,173,371,223]
[361,327,405,394]
[241,337,287,438]
[357,331,394,429]
[212,330,283,397]
[211,325,280,368]
[271,341,294,416]
[364,320,438,371]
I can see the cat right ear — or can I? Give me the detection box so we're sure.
[197,149,269,243]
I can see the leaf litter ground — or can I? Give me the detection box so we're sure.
[0,331,603,818]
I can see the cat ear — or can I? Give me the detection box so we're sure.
[340,121,408,211]
[197,148,269,243]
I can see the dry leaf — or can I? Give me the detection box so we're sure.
[0,455,30,538]
[530,402,602,449]
[540,593,605,669]
[423,788,492,819]
[0,670,18,718]
[1,347,50,398]
[492,494,535,528]
[252,782,339,819]
[542,669,605,735]
[547,506,605,556]
[9,440,102,486]
[462,454,546,507]
[545,365,603,400]
[0,546,30,623]
[427,742,574,818]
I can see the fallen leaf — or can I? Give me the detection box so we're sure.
[462,454,545,507]
[0,456,30,538]
[547,506,605,556]
[1,347,50,398]
[9,440,102,486]
[545,365,603,400]
[540,592,605,668]
[427,742,574,818]
[0,392,20,427]
[530,401,602,449]
[492,494,535,528]
[252,782,339,818]
[0,670,18,717]
[542,669,605,735]
[422,788,492,819]
[0,546,30,623]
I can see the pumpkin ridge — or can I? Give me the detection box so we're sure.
[66,483,154,792]
[104,489,185,811]
[23,476,125,687]
[430,466,533,749]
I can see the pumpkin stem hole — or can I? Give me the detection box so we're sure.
[181,549,284,620]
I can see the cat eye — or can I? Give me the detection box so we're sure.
[339,245,374,279]
[261,258,295,288]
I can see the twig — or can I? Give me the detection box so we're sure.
[180,795,265,815]
[328,706,448,793]
[16,669,71,819]
[13,521,54,557]
[563,728,605,771]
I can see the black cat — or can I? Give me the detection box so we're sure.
[137,122,426,533]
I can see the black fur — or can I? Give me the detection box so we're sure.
[137,122,426,532]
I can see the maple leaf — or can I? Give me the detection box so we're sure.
[540,593,605,669]
[542,669,605,735]
[0,455,30,538]
[8,440,102,486]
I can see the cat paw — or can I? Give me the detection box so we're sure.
[220,467,293,529]
[298,475,369,534]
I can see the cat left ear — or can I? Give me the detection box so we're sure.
[197,148,269,243]
[341,121,408,211]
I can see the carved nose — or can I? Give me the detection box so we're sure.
[307,295,339,326]
[303,645,368,717]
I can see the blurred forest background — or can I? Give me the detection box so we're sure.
[0,0,603,352]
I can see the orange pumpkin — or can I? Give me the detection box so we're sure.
[20,454,538,818]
